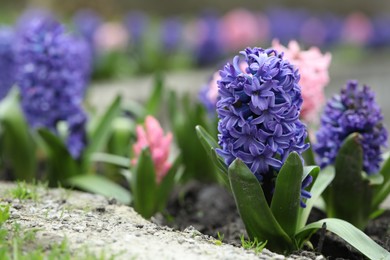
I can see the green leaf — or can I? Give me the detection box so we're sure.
[144,74,164,116]
[85,95,121,157]
[155,156,180,212]
[91,153,130,168]
[302,135,316,166]
[228,158,294,253]
[298,166,334,229]
[372,154,390,210]
[270,152,303,238]
[303,166,319,182]
[107,117,134,156]
[195,125,229,185]
[67,175,131,205]
[328,133,371,229]
[0,88,36,181]
[37,129,79,187]
[131,148,157,219]
[295,218,390,260]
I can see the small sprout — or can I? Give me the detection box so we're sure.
[240,235,267,254]
[10,181,38,201]
[0,205,10,227]
[214,232,224,246]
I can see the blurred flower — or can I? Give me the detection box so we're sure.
[369,15,390,48]
[322,14,343,46]
[132,116,173,183]
[267,8,308,44]
[160,17,182,53]
[16,9,53,31]
[94,22,129,52]
[300,18,327,47]
[124,11,149,47]
[220,9,267,52]
[0,26,16,100]
[15,17,91,159]
[314,80,387,174]
[342,12,373,46]
[189,12,224,66]
[72,9,102,55]
[272,40,332,123]
[199,71,220,114]
[216,47,310,205]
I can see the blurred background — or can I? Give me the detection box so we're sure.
[1,0,390,123]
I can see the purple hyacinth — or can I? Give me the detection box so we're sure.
[15,17,91,159]
[0,26,16,100]
[216,47,310,206]
[193,12,224,66]
[160,17,182,53]
[124,11,149,47]
[314,81,387,174]
[73,9,102,57]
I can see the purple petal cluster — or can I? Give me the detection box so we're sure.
[314,80,387,174]
[15,17,91,159]
[216,47,310,205]
[73,9,102,57]
[160,18,182,53]
[0,26,16,100]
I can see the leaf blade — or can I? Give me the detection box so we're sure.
[67,175,131,204]
[295,218,390,260]
[270,152,303,238]
[228,158,293,253]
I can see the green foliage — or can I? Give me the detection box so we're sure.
[324,133,382,230]
[10,181,39,201]
[0,205,9,227]
[240,235,267,254]
[0,88,36,181]
[214,232,224,246]
[67,175,131,205]
[169,92,219,183]
[130,148,180,218]
[295,218,390,260]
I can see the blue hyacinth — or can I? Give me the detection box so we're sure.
[0,26,16,100]
[314,80,388,174]
[15,17,91,159]
[216,47,310,206]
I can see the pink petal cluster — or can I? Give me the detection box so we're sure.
[132,116,173,183]
[341,12,373,46]
[272,40,332,123]
[94,22,129,52]
[220,9,269,52]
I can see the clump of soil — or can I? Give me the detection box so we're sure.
[157,181,390,260]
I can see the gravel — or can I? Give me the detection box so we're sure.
[0,182,323,260]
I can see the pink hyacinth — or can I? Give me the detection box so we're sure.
[94,22,129,52]
[272,40,332,123]
[132,116,173,183]
[220,9,269,52]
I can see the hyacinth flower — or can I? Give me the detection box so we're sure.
[191,12,224,66]
[72,9,102,58]
[124,11,149,48]
[15,17,91,159]
[196,48,389,258]
[198,71,219,115]
[315,80,390,229]
[220,9,265,52]
[160,17,182,54]
[130,116,180,219]
[272,40,332,124]
[0,26,16,100]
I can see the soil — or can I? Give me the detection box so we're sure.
[156,181,390,260]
